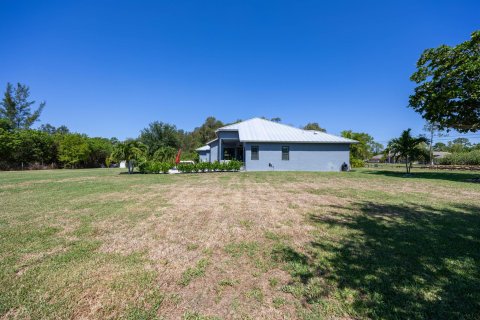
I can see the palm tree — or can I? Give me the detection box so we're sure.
[388,129,428,174]
[110,140,147,174]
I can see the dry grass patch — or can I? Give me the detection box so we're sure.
[2,168,479,319]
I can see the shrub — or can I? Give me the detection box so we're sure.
[138,160,173,174]
[176,160,243,173]
[160,162,173,173]
[197,162,209,172]
[177,163,194,173]
[212,161,221,171]
[350,158,365,168]
[438,150,480,166]
[229,160,243,171]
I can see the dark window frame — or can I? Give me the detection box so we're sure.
[282,146,290,161]
[251,145,259,160]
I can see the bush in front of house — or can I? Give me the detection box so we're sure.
[437,150,480,166]
[138,160,174,173]
[176,160,243,173]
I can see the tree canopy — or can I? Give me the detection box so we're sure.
[303,122,326,132]
[139,121,181,156]
[409,31,480,132]
[0,83,45,129]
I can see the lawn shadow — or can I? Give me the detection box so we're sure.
[361,169,480,183]
[308,201,480,319]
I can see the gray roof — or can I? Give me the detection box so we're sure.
[217,118,357,143]
[196,145,210,151]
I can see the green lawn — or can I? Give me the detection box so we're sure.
[0,168,479,319]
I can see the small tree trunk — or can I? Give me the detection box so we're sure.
[128,160,133,174]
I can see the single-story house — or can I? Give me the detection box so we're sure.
[195,117,357,171]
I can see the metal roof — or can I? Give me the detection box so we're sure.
[217,118,357,143]
[195,145,210,151]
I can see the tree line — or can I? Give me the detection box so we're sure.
[0,82,388,170]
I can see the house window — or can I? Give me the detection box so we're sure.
[282,146,289,160]
[251,146,259,160]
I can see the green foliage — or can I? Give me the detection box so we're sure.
[387,129,429,173]
[87,137,113,167]
[191,117,224,145]
[0,126,115,169]
[110,140,147,174]
[152,146,177,162]
[0,129,56,169]
[438,150,480,166]
[341,130,381,162]
[303,122,326,132]
[39,123,70,135]
[138,160,173,174]
[175,160,242,174]
[57,133,90,168]
[409,31,480,132]
[139,121,181,156]
[350,158,365,168]
[0,83,45,129]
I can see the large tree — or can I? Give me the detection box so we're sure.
[139,121,180,156]
[192,117,224,145]
[341,130,376,160]
[409,31,480,132]
[0,83,45,129]
[56,133,90,168]
[387,129,428,174]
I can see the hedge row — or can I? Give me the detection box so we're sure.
[137,160,243,174]
[138,160,173,174]
[177,160,243,173]
[438,150,480,166]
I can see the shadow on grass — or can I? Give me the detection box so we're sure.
[361,169,480,183]
[301,202,480,319]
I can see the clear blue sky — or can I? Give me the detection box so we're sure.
[1,0,479,145]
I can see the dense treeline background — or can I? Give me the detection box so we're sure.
[1,82,479,170]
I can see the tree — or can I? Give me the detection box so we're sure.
[40,123,70,135]
[110,140,147,174]
[423,122,446,165]
[152,146,177,162]
[0,129,56,169]
[409,31,480,132]
[433,142,448,151]
[270,117,282,123]
[447,138,471,153]
[0,83,45,129]
[57,133,90,168]
[387,129,428,174]
[303,122,326,132]
[192,117,224,145]
[341,130,375,160]
[87,137,113,167]
[139,121,180,156]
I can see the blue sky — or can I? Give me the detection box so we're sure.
[1,0,479,145]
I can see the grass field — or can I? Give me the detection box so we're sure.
[1,168,479,319]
